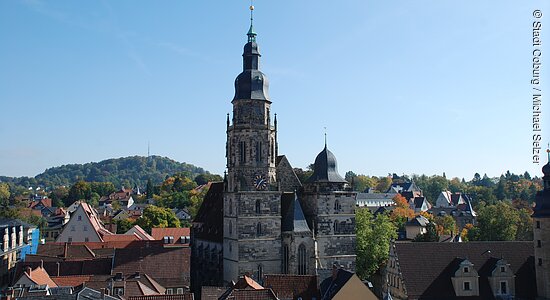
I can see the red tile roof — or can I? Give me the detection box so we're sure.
[102,233,142,242]
[233,275,264,290]
[264,274,320,300]
[151,228,190,243]
[51,275,93,287]
[127,294,194,300]
[113,246,191,288]
[20,266,58,287]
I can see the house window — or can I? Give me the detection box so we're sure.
[463,281,471,291]
[500,281,507,294]
[256,223,262,236]
[538,240,542,248]
[77,216,82,221]
[255,200,261,214]
[500,266,505,273]
[83,226,87,231]
[298,244,307,275]
[68,237,72,243]
[71,226,75,231]
[463,267,469,273]
[85,237,89,242]
[166,289,173,295]
[539,258,543,266]
[114,288,124,295]
[229,221,232,236]
[537,221,541,228]
[229,199,233,215]
[333,221,339,234]
[176,288,184,294]
[334,200,341,212]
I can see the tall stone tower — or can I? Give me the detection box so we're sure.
[300,143,357,280]
[534,151,550,299]
[223,6,282,284]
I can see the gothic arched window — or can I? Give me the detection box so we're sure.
[256,222,262,236]
[298,244,307,275]
[256,141,262,162]
[239,141,246,164]
[229,220,232,236]
[229,198,233,215]
[333,220,339,234]
[255,200,261,214]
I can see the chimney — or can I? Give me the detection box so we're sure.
[11,227,16,249]
[19,225,24,247]
[26,266,32,276]
[3,228,8,252]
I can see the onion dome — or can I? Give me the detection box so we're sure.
[306,145,347,183]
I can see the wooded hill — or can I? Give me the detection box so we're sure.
[0,156,210,188]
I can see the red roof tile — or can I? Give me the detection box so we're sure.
[20,266,58,287]
[51,275,93,287]
[151,228,190,243]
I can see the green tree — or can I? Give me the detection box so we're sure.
[146,179,154,197]
[66,180,92,205]
[356,209,397,279]
[434,215,458,235]
[413,222,439,242]
[375,177,392,193]
[115,218,135,234]
[469,202,521,241]
[136,205,180,232]
[0,183,10,206]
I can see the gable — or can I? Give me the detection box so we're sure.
[276,155,302,192]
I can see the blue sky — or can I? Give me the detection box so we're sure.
[1,0,549,180]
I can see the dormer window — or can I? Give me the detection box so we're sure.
[463,267,469,273]
[500,266,505,273]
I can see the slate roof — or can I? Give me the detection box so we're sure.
[113,245,191,288]
[405,215,429,227]
[393,241,536,299]
[193,182,224,243]
[319,269,354,300]
[305,146,346,184]
[263,274,320,300]
[281,193,311,233]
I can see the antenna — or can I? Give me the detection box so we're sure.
[147,141,150,158]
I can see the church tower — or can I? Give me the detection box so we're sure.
[223,5,282,284]
[533,150,550,299]
[300,143,357,280]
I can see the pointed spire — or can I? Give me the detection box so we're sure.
[227,113,230,128]
[547,143,550,163]
[324,127,327,149]
[247,3,257,42]
[274,113,277,129]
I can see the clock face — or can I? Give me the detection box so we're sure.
[254,174,268,190]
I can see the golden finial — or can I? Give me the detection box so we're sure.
[250,5,254,11]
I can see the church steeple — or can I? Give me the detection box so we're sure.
[233,4,269,102]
